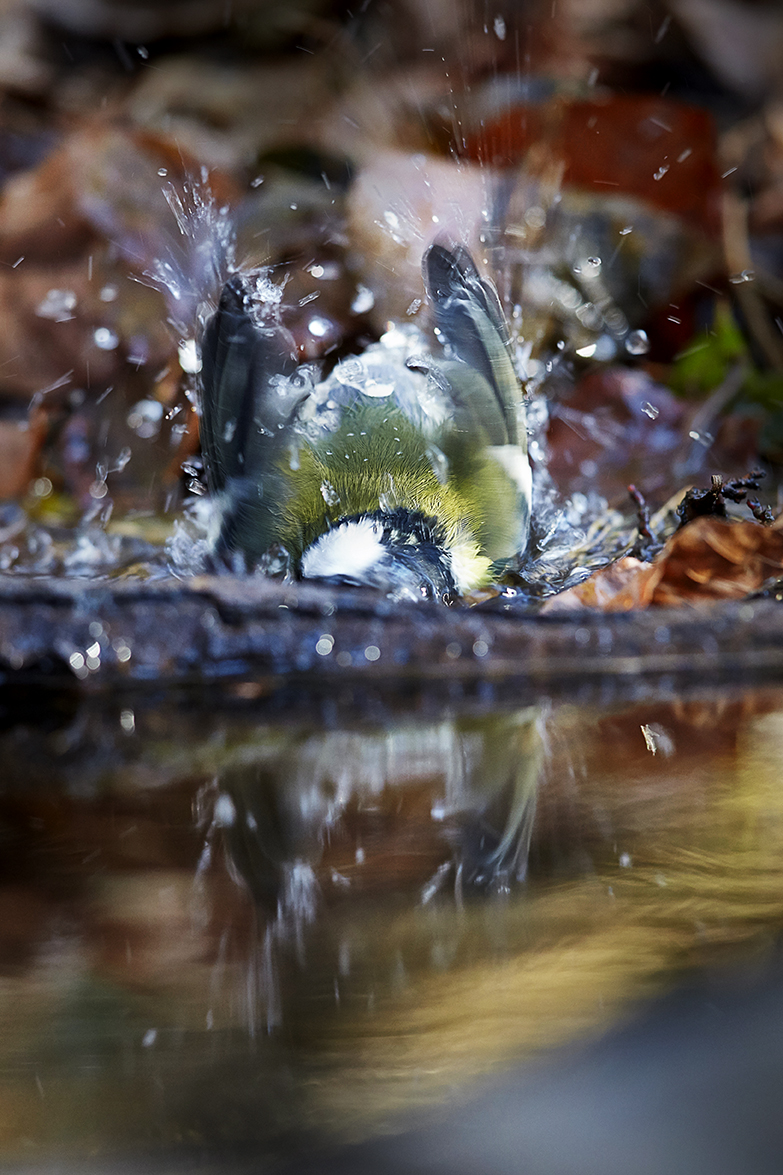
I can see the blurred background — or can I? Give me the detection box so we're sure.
[0,1,781,1172]
[0,0,781,568]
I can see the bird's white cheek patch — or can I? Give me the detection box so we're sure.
[301,518,387,580]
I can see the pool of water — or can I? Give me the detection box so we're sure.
[1,665,783,1170]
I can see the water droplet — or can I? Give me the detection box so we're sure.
[575,301,603,331]
[379,472,398,512]
[178,338,201,374]
[351,284,375,314]
[36,289,77,320]
[641,401,659,420]
[362,378,395,398]
[320,480,340,506]
[728,269,755,284]
[99,284,118,303]
[653,164,670,181]
[364,645,381,662]
[493,14,506,40]
[32,477,52,498]
[425,443,449,485]
[93,326,119,351]
[625,329,650,355]
[157,168,168,177]
[120,708,135,734]
[127,399,164,439]
[214,794,236,827]
[603,308,628,335]
[316,634,334,656]
[308,316,331,338]
[113,639,132,663]
[472,639,489,657]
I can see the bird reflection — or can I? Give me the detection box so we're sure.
[207,707,544,919]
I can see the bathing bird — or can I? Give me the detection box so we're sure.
[198,242,530,601]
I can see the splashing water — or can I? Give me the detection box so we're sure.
[1,166,660,594]
[149,175,239,335]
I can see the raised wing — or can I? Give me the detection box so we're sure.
[198,274,302,560]
[423,242,523,449]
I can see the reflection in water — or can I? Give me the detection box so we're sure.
[0,680,782,1164]
[213,709,543,902]
[203,708,542,1034]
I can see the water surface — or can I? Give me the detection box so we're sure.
[0,670,782,1168]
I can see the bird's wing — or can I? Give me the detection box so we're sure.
[423,242,523,449]
[198,273,302,560]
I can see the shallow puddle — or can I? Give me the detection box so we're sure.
[0,669,782,1168]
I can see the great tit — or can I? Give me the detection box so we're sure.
[198,243,530,601]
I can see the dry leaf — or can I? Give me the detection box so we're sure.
[543,517,783,613]
[649,516,783,606]
[542,556,657,613]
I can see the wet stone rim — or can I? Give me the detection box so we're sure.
[0,575,779,690]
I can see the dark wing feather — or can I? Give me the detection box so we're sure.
[198,274,302,559]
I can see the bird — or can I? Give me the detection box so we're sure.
[197,242,531,602]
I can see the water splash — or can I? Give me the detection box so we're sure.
[146,174,239,339]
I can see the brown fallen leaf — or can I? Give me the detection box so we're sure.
[650,516,783,606]
[543,517,783,613]
[541,556,657,613]
[463,93,722,237]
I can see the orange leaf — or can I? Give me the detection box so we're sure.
[542,557,656,613]
[543,517,783,613]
